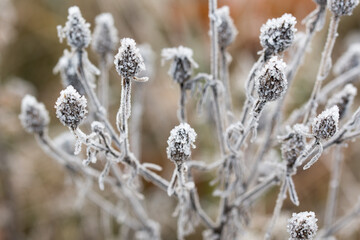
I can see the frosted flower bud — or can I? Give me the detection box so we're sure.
[256,56,288,102]
[260,13,297,56]
[114,38,145,79]
[328,0,359,16]
[57,6,91,50]
[281,130,306,170]
[214,6,238,49]
[55,85,87,130]
[287,211,318,240]
[162,46,199,84]
[312,106,339,140]
[326,84,357,119]
[333,43,360,76]
[166,123,197,164]
[19,95,49,134]
[92,13,118,57]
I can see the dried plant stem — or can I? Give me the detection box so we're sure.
[179,83,187,122]
[220,47,233,117]
[117,77,132,156]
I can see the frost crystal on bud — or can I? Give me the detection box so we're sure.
[114,38,145,79]
[260,13,297,55]
[326,84,357,119]
[19,95,49,134]
[57,6,91,50]
[256,56,288,102]
[333,43,360,76]
[328,0,359,16]
[162,46,199,84]
[281,129,306,170]
[92,13,118,57]
[166,123,197,163]
[287,211,318,240]
[214,6,238,49]
[312,106,339,140]
[55,85,88,130]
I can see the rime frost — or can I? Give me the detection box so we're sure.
[92,13,118,57]
[214,6,238,48]
[326,84,357,119]
[312,106,339,140]
[19,95,49,134]
[328,0,359,16]
[333,43,360,75]
[287,211,318,240]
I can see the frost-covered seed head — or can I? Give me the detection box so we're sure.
[256,56,288,102]
[57,6,91,50]
[114,38,145,79]
[214,6,238,49]
[55,85,87,130]
[92,13,118,57]
[281,130,306,170]
[312,106,339,140]
[333,43,360,76]
[91,121,105,134]
[260,13,297,56]
[287,211,318,240]
[19,95,49,134]
[326,84,357,119]
[328,0,359,16]
[166,123,197,164]
[162,46,199,84]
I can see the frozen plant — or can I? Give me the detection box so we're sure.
[287,211,318,240]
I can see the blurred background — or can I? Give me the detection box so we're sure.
[1,0,360,239]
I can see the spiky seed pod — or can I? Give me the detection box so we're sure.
[55,85,88,130]
[19,95,49,134]
[260,13,297,56]
[57,6,91,50]
[256,56,288,102]
[326,84,357,119]
[214,6,238,49]
[166,123,197,164]
[114,38,145,79]
[312,106,339,140]
[333,43,360,76]
[287,211,318,240]
[281,130,306,171]
[92,13,118,58]
[328,0,359,16]
[161,46,199,84]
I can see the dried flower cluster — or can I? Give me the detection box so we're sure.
[215,6,238,49]
[287,211,318,240]
[312,106,339,140]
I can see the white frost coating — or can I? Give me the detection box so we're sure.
[312,105,339,140]
[214,6,238,48]
[327,84,357,119]
[333,43,360,75]
[166,123,197,163]
[92,13,118,56]
[260,13,297,55]
[19,95,49,134]
[328,0,360,16]
[287,211,318,240]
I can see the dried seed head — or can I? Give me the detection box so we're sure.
[57,6,91,50]
[92,13,118,57]
[162,46,199,84]
[287,211,318,240]
[19,95,49,134]
[312,106,339,140]
[256,56,288,102]
[260,13,297,56]
[281,129,306,170]
[114,38,145,79]
[166,123,197,164]
[333,43,360,76]
[91,121,105,134]
[55,85,87,130]
[326,84,357,119]
[328,0,359,16]
[214,6,238,49]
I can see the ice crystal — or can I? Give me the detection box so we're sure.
[214,6,238,49]
[312,106,339,140]
[326,84,357,119]
[333,43,360,76]
[328,0,359,16]
[92,13,118,57]
[19,95,49,134]
[287,211,318,240]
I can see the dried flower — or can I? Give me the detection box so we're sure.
[162,46,199,84]
[55,85,88,130]
[287,211,318,240]
[214,6,238,49]
[57,6,91,50]
[312,106,339,140]
[333,43,360,76]
[326,84,357,119]
[260,13,297,56]
[281,130,306,170]
[92,13,118,57]
[328,0,359,16]
[166,123,197,163]
[19,95,49,134]
[256,56,288,102]
[114,38,145,79]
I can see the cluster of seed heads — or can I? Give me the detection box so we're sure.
[328,0,360,16]
[326,84,357,119]
[92,13,118,58]
[287,211,318,240]
[214,6,238,49]
[55,85,88,130]
[19,95,49,134]
[312,106,339,140]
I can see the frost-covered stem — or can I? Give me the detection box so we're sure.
[324,146,343,230]
[98,57,110,112]
[118,77,132,156]
[179,83,187,122]
[303,16,340,124]
[189,187,217,229]
[220,47,233,115]
[265,177,288,240]
[209,0,218,84]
